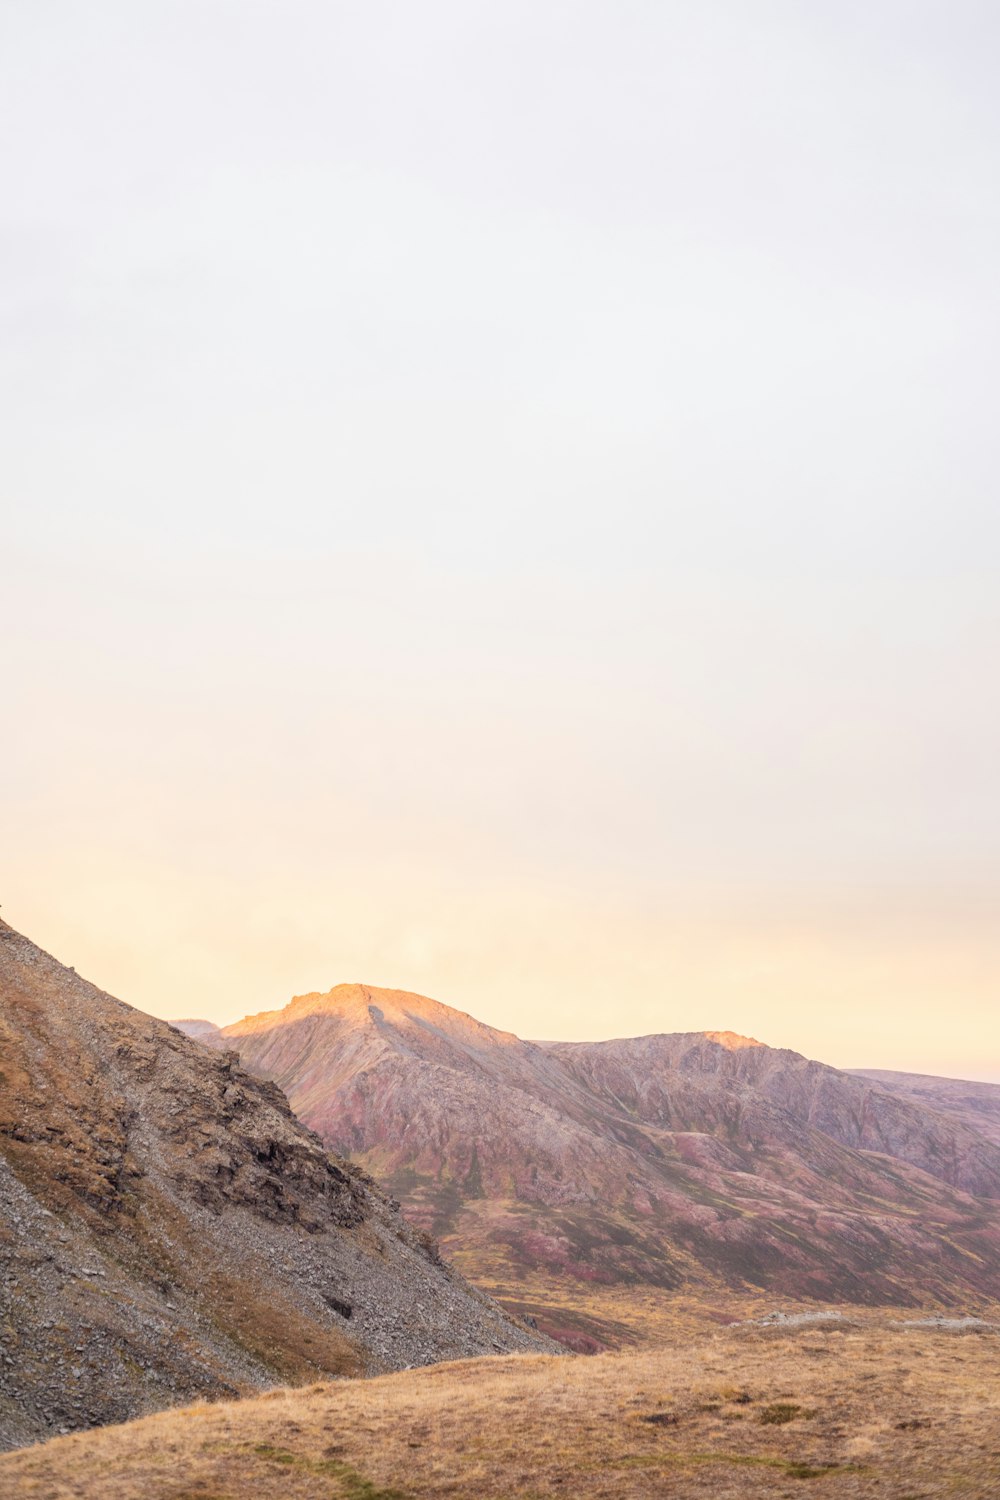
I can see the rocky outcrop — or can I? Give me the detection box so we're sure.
[848,1068,1000,1151]
[209,985,1000,1311]
[0,925,546,1453]
[549,1033,1000,1200]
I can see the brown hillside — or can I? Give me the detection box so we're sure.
[0,925,546,1452]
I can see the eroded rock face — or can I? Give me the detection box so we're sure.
[549,1033,1000,1200]
[0,924,546,1453]
[848,1068,1000,1151]
[209,984,1000,1309]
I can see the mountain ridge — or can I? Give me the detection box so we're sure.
[196,981,1000,1330]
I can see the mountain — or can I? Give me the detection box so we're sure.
[546,1034,1000,1198]
[207,984,1000,1333]
[171,1018,221,1041]
[0,925,544,1452]
[848,1068,1000,1150]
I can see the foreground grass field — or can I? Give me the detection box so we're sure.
[3,1314,998,1498]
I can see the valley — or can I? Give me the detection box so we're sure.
[3,929,997,1495]
[8,2,999,1492]
[188,983,1000,1348]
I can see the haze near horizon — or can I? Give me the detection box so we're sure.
[3,3,999,1081]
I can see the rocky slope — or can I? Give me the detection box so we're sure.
[203,986,1000,1319]
[548,1033,1000,1199]
[0,925,545,1452]
[848,1068,1000,1150]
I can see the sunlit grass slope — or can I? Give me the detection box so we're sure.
[3,1314,999,1498]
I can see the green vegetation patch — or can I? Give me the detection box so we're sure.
[759,1402,816,1425]
[314,1459,410,1499]
[596,1451,848,1481]
[170,1493,232,1500]
[254,1444,296,1465]
[249,1442,408,1498]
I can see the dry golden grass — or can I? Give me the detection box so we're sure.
[3,1314,999,1498]
[457,1242,1000,1357]
[480,1269,801,1350]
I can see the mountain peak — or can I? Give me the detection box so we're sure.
[213,976,1000,1317]
[171,1017,220,1039]
[226,982,523,1052]
[703,1029,764,1050]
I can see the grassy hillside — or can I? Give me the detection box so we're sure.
[4,1311,999,1498]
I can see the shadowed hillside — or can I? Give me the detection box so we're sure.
[0,926,546,1452]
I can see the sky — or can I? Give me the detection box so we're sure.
[3,2,999,1081]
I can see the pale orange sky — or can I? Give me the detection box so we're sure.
[3,3,999,1083]
[9,856,1000,1082]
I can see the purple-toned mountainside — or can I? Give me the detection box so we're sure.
[547,1034,1000,1199]
[207,986,1000,1312]
[848,1068,1000,1151]
[172,1018,221,1041]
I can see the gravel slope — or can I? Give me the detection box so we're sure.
[0,922,548,1452]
